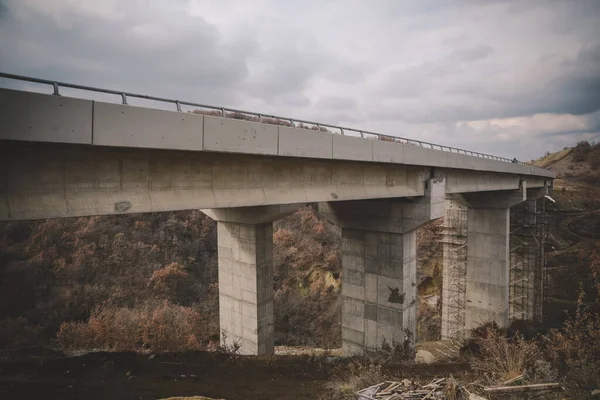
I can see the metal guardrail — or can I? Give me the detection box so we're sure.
[0,71,526,164]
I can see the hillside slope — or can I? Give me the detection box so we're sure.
[533,143,600,325]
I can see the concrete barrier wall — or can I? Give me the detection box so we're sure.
[0,88,555,179]
[0,88,92,144]
[93,102,204,150]
[204,115,278,155]
[278,126,332,159]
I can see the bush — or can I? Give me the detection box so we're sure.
[56,302,209,353]
[542,292,600,397]
[147,262,192,302]
[273,207,342,348]
[572,141,591,162]
[588,143,600,170]
[468,323,539,383]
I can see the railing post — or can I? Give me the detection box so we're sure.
[52,83,60,96]
[121,93,128,105]
[176,101,182,112]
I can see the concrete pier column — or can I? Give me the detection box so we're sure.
[202,204,301,355]
[319,178,445,354]
[340,227,417,354]
[465,206,511,330]
[448,187,527,335]
[216,221,274,355]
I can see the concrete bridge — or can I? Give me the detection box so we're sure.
[0,74,554,355]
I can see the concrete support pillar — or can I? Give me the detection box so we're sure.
[202,204,300,355]
[465,206,510,330]
[216,221,274,355]
[319,178,445,354]
[341,227,417,354]
[446,187,526,335]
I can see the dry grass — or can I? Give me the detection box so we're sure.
[322,361,389,400]
[469,324,539,384]
[56,301,211,353]
[534,148,572,168]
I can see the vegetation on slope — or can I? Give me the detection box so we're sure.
[0,206,344,352]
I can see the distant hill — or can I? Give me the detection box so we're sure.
[533,141,599,184]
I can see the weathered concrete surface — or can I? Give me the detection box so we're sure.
[0,88,93,144]
[441,187,534,339]
[0,141,428,221]
[321,179,444,354]
[203,116,278,155]
[202,205,302,355]
[340,228,417,355]
[0,88,555,179]
[215,221,274,355]
[318,178,445,234]
[465,205,511,331]
[93,102,204,151]
[201,204,302,225]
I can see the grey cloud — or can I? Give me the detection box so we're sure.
[0,1,256,105]
[373,40,600,124]
[483,43,600,118]
[450,45,494,63]
[241,32,368,105]
[315,96,358,111]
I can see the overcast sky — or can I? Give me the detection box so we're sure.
[1,0,599,160]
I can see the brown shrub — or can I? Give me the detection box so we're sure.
[572,140,591,162]
[272,207,342,348]
[147,262,190,301]
[56,321,95,351]
[469,323,539,383]
[142,301,204,352]
[588,143,600,170]
[56,302,208,353]
[542,291,600,397]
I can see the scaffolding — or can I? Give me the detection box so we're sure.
[509,197,548,322]
[441,202,468,341]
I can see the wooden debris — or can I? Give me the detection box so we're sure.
[357,378,452,400]
[483,382,561,393]
[500,374,523,385]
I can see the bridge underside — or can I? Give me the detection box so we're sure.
[0,140,548,221]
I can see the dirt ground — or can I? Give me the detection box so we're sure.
[0,348,472,400]
[0,349,329,400]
